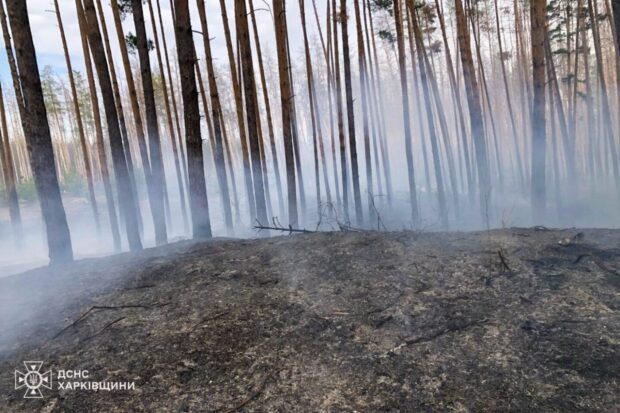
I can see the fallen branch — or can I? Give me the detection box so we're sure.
[338,223,364,232]
[84,317,126,341]
[254,219,314,234]
[254,225,314,234]
[54,303,170,339]
[384,318,489,356]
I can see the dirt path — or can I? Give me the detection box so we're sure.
[0,228,619,412]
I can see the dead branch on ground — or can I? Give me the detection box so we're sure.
[84,317,126,341]
[254,219,314,234]
[54,302,170,339]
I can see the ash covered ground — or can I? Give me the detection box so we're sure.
[0,228,619,412]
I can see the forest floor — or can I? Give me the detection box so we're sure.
[0,228,619,412]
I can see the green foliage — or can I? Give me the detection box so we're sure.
[40,66,64,117]
[377,29,395,45]
[16,179,37,202]
[371,0,393,13]
[73,70,94,131]
[117,0,133,20]
[61,170,86,197]
[125,32,154,55]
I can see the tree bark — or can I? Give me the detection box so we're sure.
[530,0,547,220]
[76,2,121,251]
[195,0,233,233]
[340,0,363,224]
[131,0,168,245]
[0,82,21,244]
[54,0,100,233]
[146,0,189,232]
[174,0,212,238]
[80,0,142,251]
[273,0,298,226]
[217,0,256,222]
[6,0,73,264]
[455,0,491,224]
[393,0,419,223]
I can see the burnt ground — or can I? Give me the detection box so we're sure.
[0,228,619,412]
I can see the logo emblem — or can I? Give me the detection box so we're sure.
[15,361,52,399]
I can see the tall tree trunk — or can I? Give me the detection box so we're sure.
[0,82,21,244]
[466,1,504,195]
[273,0,298,226]
[393,0,419,223]
[131,0,168,245]
[94,0,143,239]
[435,0,474,199]
[110,0,153,224]
[234,0,268,226]
[353,0,374,220]
[455,0,491,224]
[54,0,100,232]
[364,0,393,204]
[158,0,189,191]
[146,0,189,233]
[174,0,212,238]
[248,0,286,214]
[331,0,351,221]
[6,0,73,264]
[408,2,448,228]
[320,0,343,207]
[588,0,620,194]
[530,0,547,220]
[300,0,322,216]
[80,0,142,251]
[77,2,121,251]
[217,0,256,222]
[195,0,233,233]
[340,0,363,224]
[493,0,525,190]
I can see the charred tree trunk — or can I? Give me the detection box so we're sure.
[77,2,121,251]
[54,0,100,232]
[146,0,189,233]
[0,82,21,244]
[530,0,547,220]
[234,0,268,226]
[110,0,153,222]
[455,0,491,224]
[6,0,73,264]
[195,0,233,233]
[131,0,167,245]
[80,0,142,251]
[332,0,350,221]
[393,0,419,223]
[300,0,323,215]
[174,0,212,238]
[248,0,286,214]
[353,0,374,221]
[273,0,298,227]
[217,0,256,223]
[408,2,448,229]
[340,0,363,224]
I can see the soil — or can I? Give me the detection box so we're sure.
[0,228,619,412]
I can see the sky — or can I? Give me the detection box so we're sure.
[0,0,308,86]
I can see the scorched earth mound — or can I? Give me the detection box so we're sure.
[0,228,619,412]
